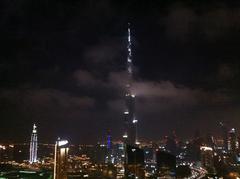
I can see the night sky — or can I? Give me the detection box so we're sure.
[1,0,240,143]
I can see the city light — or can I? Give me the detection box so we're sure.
[200,146,213,151]
[133,119,138,123]
[58,140,68,147]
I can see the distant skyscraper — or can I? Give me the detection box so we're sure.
[107,130,112,150]
[123,23,138,146]
[165,136,177,155]
[105,130,114,164]
[125,145,145,178]
[200,146,214,169]
[228,128,238,152]
[54,138,69,179]
[165,131,178,155]
[156,150,176,177]
[94,143,107,164]
[29,124,38,164]
[219,122,228,151]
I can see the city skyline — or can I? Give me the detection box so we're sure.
[1,1,240,144]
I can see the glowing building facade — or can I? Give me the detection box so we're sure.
[123,23,138,146]
[29,124,38,164]
[54,139,69,179]
[200,146,214,169]
[228,128,239,153]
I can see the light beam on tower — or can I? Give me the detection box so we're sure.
[127,23,133,75]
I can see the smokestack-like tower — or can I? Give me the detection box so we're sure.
[123,23,138,146]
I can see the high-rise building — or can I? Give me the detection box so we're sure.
[200,146,214,169]
[105,130,114,164]
[219,122,228,151]
[94,143,107,164]
[125,145,145,179]
[156,150,176,177]
[0,144,14,162]
[165,134,177,155]
[29,124,38,164]
[54,139,69,179]
[121,23,144,178]
[228,128,239,153]
[112,142,125,165]
[123,23,138,146]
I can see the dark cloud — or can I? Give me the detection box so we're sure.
[74,70,99,86]
[84,39,124,64]
[165,5,196,42]
[164,4,240,42]
[217,63,238,81]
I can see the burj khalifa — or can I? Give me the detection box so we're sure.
[123,23,138,146]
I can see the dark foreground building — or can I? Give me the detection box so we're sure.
[156,150,176,177]
[125,145,145,179]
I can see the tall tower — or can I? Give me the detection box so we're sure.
[105,130,114,164]
[123,23,138,146]
[228,128,238,153]
[219,122,228,151]
[29,124,38,164]
[54,138,69,179]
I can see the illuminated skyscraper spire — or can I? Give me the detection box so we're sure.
[123,23,138,146]
[29,124,38,164]
[127,23,133,77]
